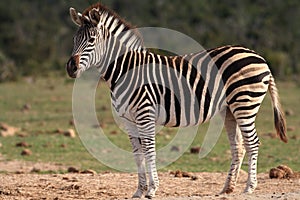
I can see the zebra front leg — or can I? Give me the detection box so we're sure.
[125,121,148,198]
[137,122,159,199]
[143,135,159,199]
[129,136,148,198]
[221,109,246,194]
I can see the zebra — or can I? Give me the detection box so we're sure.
[66,3,287,199]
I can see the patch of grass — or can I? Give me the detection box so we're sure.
[0,78,299,173]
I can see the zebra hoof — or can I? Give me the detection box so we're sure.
[145,188,156,199]
[132,190,144,198]
[244,184,256,194]
[220,187,234,194]
[244,188,254,194]
[145,194,155,199]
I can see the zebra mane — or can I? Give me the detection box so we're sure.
[82,3,144,50]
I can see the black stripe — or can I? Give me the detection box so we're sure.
[170,65,181,126]
[222,56,266,85]
[181,57,189,78]
[239,121,254,128]
[164,88,171,125]
[207,45,232,58]
[129,87,142,110]
[174,57,182,75]
[233,103,261,114]
[111,22,123,35]
[194,76,205,122]
[226,71,270,98]
[110,50,131,91]
[174,93,181,127]
[237,113,257,120]
[103,38,121,81]
[228,91,266,105]
[214,48,256,70]
[115,52,138,99]
[203,88,211,122]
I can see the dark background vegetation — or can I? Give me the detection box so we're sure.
[0,0,299,82]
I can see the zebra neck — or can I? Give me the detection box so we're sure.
[99,11,144,51]
[101,48,146,91]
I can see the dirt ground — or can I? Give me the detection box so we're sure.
[0,161,300,200]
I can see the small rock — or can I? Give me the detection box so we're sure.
[31,167,41,173]
[92,124,101,129]
[174,170,183,178]
[269,165,294,179]
[173,170,194,179]
[17,132,28,137]
[190,146,201,154]
[101,105,108,111]
[1,123,10,130]
[182,171,192,178]
[110,130,118,135]
[21,149,32,156]
[22,103,31,111]
[290,135,299,140]
[64,129,76,138]
[285,109,294,116]
[54,129,64,134]
[191,175,198,180]
[277,165,294,178]
[0,123,19,137]
[16,141,31,147]
[170,145,180,152]
[287,126,296,132]
[48,85,55,90]
[270,167,284,179]
[68,167,80,173]
[81,169,97,175]
[60,143,67,148]
[69,119,75,126]
[164,134,171,140]
[73,184,80,190]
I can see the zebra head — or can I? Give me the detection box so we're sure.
[66,7,105,78]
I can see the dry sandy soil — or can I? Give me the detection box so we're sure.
[0,160,300,200]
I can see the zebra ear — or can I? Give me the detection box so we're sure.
[70,7,82,26]
[89,8,100,25]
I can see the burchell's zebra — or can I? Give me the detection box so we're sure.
[66,3,287,198]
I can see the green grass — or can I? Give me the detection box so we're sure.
[0,77,299,173]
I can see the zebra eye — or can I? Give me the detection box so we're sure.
[89,37,95,43]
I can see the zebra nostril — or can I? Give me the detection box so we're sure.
[71,63,77,73]
[66,57,78,78]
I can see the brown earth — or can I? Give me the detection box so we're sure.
[0,161,300,200]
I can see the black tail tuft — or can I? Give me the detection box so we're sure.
[269,76,287,143]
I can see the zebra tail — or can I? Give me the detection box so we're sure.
[268,76,288,143]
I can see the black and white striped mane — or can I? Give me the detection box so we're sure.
[82,3,144,49]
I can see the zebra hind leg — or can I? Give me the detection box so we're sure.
[234,115,260,194]
[221,108,246,194]
[129,136,148,198]
[240,124,260,193]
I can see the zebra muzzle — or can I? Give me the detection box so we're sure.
[66,55,79,78]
